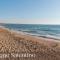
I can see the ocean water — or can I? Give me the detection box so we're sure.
[2,24,60,40]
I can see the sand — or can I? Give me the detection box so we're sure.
[0,27,60,60]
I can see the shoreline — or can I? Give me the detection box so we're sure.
[0,26,60,43]
[0,26,60,60]
[1,26,60,46]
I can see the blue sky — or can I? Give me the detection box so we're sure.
[0,0,60,24]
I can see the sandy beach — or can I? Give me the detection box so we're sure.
[0,27,60,60]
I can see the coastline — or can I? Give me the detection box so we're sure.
[0,26,60,47]
[8,27,60,43]
[0,26,60,60]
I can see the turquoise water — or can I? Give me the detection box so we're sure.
[3,24,60,40]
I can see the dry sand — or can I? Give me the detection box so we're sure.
[0,27,60,60]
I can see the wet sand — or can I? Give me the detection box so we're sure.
[0,27,60,60]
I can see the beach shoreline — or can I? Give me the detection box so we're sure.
[0,26,60,60]
[2,26,60,42]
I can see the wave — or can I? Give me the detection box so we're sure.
[17,30,60,40]
[2,24,60,40]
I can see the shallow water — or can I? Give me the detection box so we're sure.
[2,24,60,40]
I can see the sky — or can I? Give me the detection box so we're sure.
[0,0,60,24]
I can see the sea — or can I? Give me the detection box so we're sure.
[2,24,60,40]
